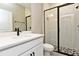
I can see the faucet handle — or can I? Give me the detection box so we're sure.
[17,28,19,36]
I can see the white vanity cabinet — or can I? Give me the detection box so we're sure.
[21,43,43,56]
[0,37,43,56]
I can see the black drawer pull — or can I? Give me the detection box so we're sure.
[33,52,35,56]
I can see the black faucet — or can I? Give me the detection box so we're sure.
[17,28,19,36]
[15,28,22,36]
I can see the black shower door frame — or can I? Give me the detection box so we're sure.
[44,3,74,56]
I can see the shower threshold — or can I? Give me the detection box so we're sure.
[54,51,74,56]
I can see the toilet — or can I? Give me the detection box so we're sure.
[43,43,54,56]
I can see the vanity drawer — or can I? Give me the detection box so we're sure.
[0,37,43,56]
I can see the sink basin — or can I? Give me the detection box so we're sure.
[20,34,33,37]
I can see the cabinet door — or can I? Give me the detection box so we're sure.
[34,43,43,56]
[21,43,43,56]
[20,50,33,56]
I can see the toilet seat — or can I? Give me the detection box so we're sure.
[43,43,54,52]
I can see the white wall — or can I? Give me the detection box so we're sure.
[25,8,31,16]
[31,3,43,34]
[0,3,25,31]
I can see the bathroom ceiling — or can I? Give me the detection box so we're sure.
[18,3,31,9]
[18,3,65,11]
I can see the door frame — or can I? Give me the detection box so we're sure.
[44,3,74,56]
[25,15,31,31]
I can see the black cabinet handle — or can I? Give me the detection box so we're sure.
[76,6,79,9]
[30,53,32,56]
[33,52,35,56]
[30,52,35,56]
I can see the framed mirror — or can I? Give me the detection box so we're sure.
[0,3,31,32]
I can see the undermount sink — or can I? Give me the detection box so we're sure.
[21,35,32,37]
[20,34,33,37]
[11,33,41,41]
[11,35,32,40]
[12,36,21,39]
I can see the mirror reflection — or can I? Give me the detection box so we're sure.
[0,3,31,32]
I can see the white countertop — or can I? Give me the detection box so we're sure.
[0,33,44,51]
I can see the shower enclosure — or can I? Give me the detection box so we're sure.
[44,3,79,56]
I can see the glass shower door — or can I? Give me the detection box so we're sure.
[59,4,77,55]
[45,8,58,51]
